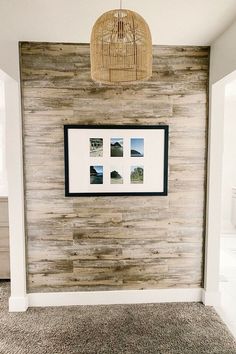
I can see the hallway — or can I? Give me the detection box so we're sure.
[219,236,236,337]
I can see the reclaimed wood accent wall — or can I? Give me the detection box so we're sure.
[20,42,209,292]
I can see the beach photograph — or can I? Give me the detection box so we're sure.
[110,167,123,184]
[131,138,144,157]
[90,138,103,157]
[90,165,103,184]
[131,166,144,184]
[110,138,123,157]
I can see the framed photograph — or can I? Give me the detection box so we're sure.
[64,125,168,196]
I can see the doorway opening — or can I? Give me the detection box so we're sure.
[0,79,7,196]
[0,68,27,311]
[0,78,10,280]
[219,79,236,337]
[206,70,236,338]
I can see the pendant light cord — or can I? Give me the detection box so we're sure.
[120,0,122,10]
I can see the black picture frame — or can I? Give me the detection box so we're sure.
[64,125,169,197]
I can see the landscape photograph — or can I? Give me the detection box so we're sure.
[131,138,144,157]
[90,138,103,157]
[90,165,103,184]
[131,166,144,184]
[110,138,123,157]
[110,168,123,184]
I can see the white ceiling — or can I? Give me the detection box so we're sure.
[141,0,236,45]
[0,0,236,46]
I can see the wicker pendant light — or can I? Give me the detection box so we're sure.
[90,3,152,84]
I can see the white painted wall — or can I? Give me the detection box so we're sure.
[206,13,236,307]
[0,80,8,196]
[221,82,236,234]
[0,70,27,312]
[210,19,236,84]
[209,14,236,233]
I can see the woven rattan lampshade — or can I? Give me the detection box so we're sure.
[90,9,152,84]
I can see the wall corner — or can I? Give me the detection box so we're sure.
[202,289,221,307]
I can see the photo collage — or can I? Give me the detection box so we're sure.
[89,137,144,185]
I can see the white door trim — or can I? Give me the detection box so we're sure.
[0,69,27,312]
[204,70,236,306]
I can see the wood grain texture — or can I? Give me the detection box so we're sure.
[19,42,209,292]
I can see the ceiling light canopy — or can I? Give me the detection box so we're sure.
[90,7,152,85]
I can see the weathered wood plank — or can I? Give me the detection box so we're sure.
[20,42,209,292]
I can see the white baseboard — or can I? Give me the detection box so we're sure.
[8,288,205,311]
[202,290,221,306]
[27,288,203,308]
[9,296,29,312]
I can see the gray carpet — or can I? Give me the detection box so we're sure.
[0,282,236,354]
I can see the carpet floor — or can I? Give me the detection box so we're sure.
[0,282,236,354]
